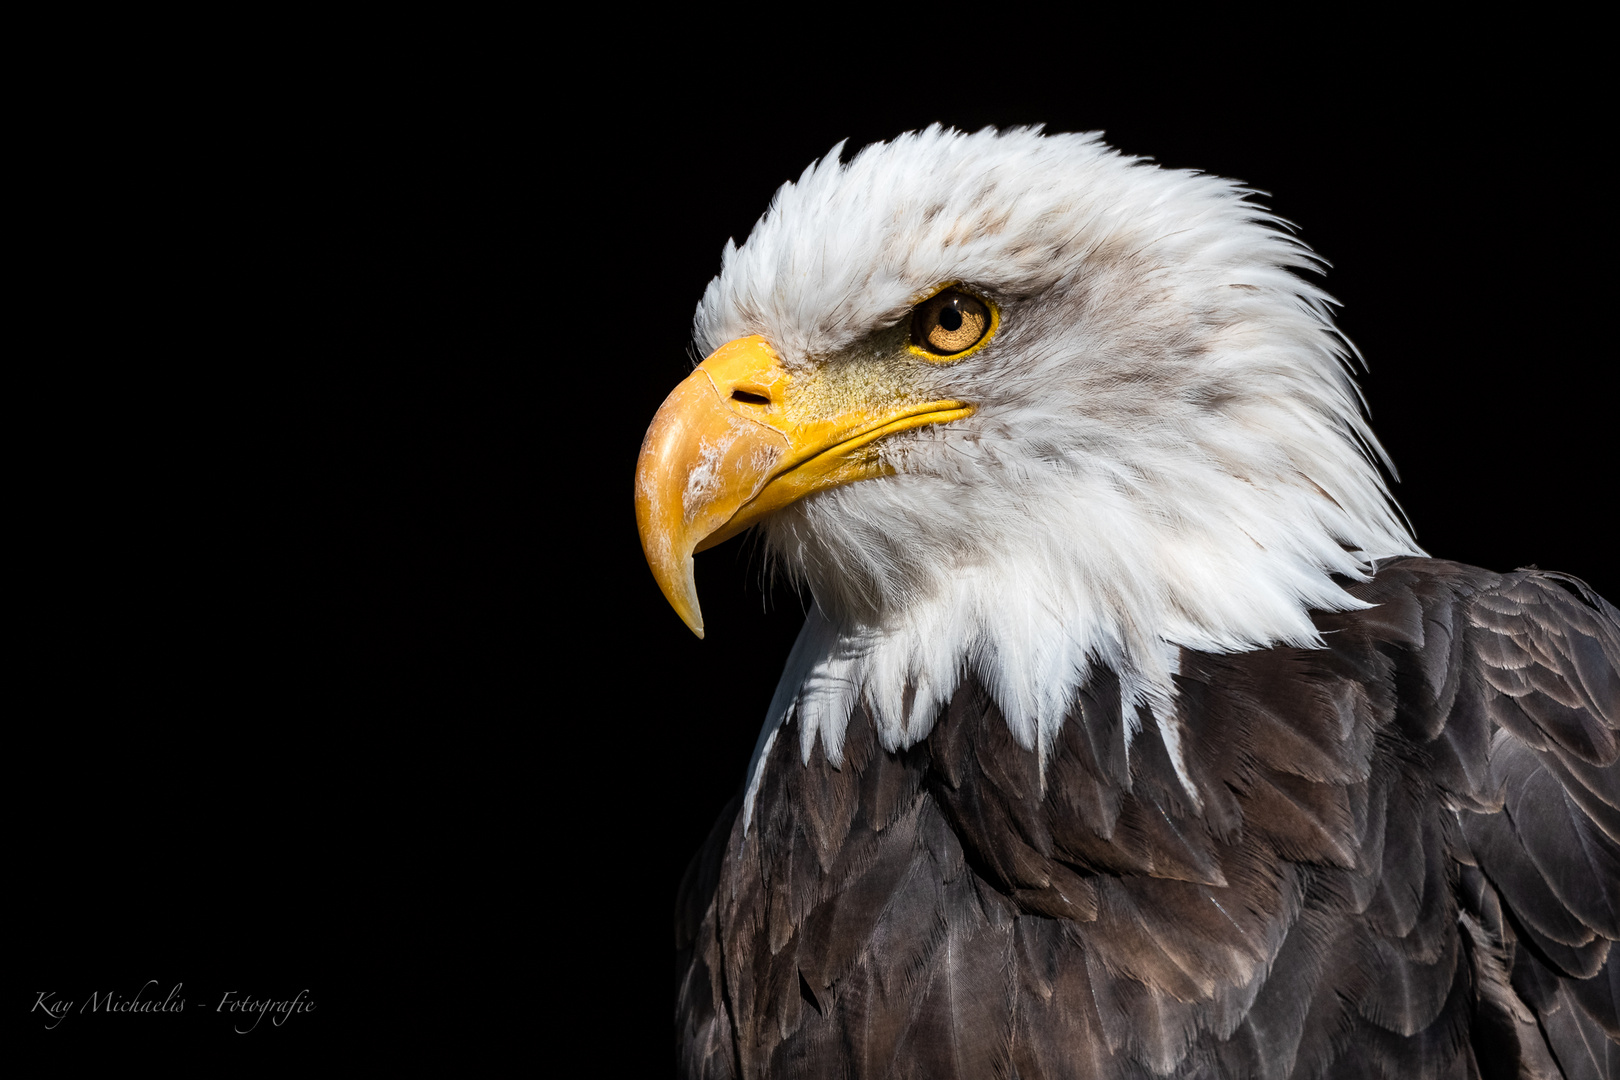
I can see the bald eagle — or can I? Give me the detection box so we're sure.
[636,128,1619,1079]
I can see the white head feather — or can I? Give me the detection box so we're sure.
[692,127,1420,823]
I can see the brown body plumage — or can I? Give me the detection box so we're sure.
[677,561,1619,1078]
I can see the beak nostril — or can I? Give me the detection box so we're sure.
[731,390,770,406]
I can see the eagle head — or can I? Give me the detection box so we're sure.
[636,126,1418,770]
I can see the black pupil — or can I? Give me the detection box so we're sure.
[938,303,963,332]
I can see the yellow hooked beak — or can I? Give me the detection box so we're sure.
[634,335,973,636]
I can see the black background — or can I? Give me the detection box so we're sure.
[18,26,1610,1072]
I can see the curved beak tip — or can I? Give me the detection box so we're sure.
[670,573,706,638]
[639,536,708,639]
[635,338,788,641]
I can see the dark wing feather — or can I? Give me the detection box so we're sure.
[675,559,1620,1077]
[1450,569,1620,1077]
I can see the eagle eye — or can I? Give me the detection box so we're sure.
[910,289,992,358]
